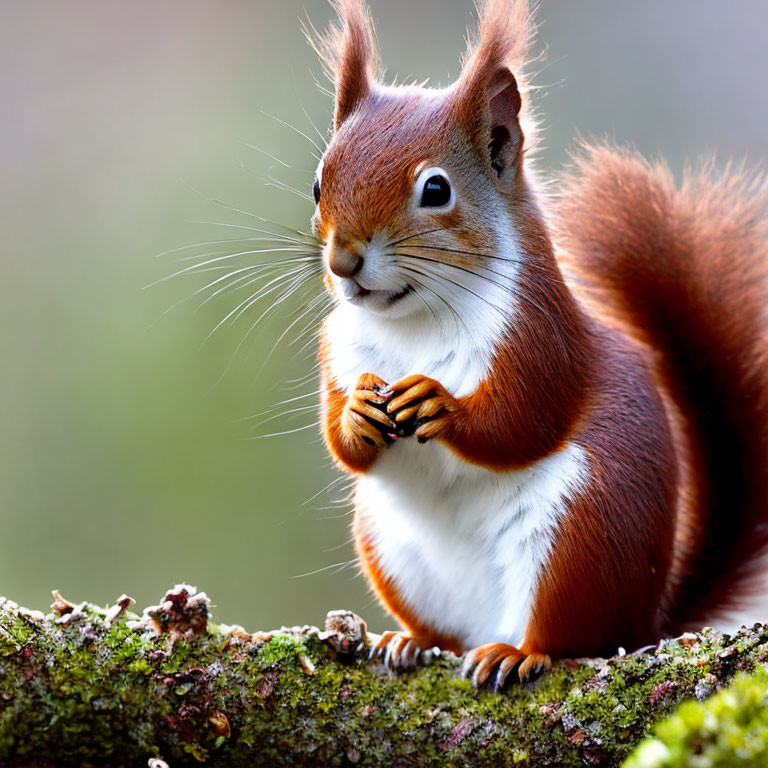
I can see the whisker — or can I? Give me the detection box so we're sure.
[291,559,358,579]
[387,226,459,248]
[250,403,318,431]
[187,265,267,307]
[177,245,316,264]
[225,268,320,357]
[296,330,325,358]
[179,221,315,245]
[248,216,318,244]
[404,276,443,330]
[259,108,324,156]
[398,253,509,307]
[263,183,313,203]
[287,299,330,350]
[282,292,331,350]
[155,232,314,261]
[302,476,352,509]
[399,266,471,337]
[208,271,321,388]
[180,180,319,242]
[205,264,318,343]
[239,141,292,168]
[401,243,566,284]
[155,238,260,259]
[265,167,314,202]
[250,422,319,440]
[309,70,334,100]
[196,274,267,311]
[396,249,523,296]
[323,533,358,552]
[153,265,260,321]
[149,249,317,288]
[175,249,243,265]
[399,253,553,320]
[229,265,320,328]
[279,363,322,391]
[291,80,329,147]
[240,388,323,422]
[196,262,316,312]
[255,291,329,379]
[318,509,356,520]
[399,259,508,319]
[398,245,565,285]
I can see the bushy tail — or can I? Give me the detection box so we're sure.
[556,143,768,631]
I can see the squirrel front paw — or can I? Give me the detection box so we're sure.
[341,373,397,450]
[385,374,460,443]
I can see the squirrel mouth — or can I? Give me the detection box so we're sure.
[343,280,412,307]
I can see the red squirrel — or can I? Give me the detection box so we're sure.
[310,0,768,689]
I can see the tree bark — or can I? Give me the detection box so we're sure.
[0,585,766,768]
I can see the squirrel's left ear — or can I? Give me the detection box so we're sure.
[454,0,534,190]
[311,0,379,132]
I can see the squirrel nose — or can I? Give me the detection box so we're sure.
[329,241,364,278]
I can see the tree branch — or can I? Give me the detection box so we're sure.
[1,585,766,767]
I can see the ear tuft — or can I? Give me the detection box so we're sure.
[309,0,380,131]
[453,0,536,185]
[462,0,535,85]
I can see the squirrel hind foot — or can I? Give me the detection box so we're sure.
[462,644,552,691]
[368,630,440,673]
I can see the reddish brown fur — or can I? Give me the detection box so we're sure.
[318,93,454,245]
[311,0,380,130]
[454,0,536,152]
[524,327,678,657]
[432,197,595,470]
[319,337,383,473]
[555,148,768,632]
[312,0,768,670]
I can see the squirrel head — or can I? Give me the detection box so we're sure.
[310,0,537,320]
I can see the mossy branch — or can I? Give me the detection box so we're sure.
[1,586,767,768]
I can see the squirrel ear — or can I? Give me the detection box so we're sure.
[312,0,379,131]
[454,0,533,188]
[487,67,523,184]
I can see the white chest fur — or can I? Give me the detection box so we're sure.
[324,288,507,398]
[356,439,588,649]
[324,288,588,649]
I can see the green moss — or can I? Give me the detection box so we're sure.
[3,590,768,767]
[257,634,308,665]
[623,668,768,767]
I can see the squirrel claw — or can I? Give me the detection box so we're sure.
[461,644,548,690]
[369,631,439,673]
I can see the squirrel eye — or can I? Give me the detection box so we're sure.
[420,174,452,208]
[312,178,321,205]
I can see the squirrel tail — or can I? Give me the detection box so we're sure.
[556,143,768,632]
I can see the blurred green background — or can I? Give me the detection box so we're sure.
[2,1,767,630]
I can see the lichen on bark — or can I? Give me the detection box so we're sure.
[625,669,768,767]
[1,585,767,767]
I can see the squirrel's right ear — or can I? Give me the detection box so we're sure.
[310,0,379,131]
[454,0,534,189]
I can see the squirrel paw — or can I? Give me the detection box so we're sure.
[385,374,459,443]
[368,631,440,673]
[461,644,551,690]
[341,373,397,449]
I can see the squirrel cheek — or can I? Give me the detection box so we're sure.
[431,207,462,231]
